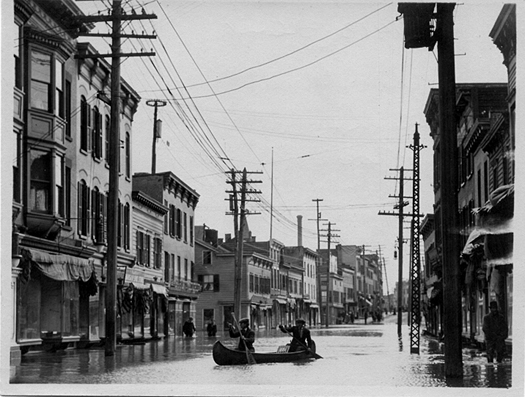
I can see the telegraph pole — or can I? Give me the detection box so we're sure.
[226,169,262,317]
[379,167,422,335]
[146,99,167,174]
[309,198,326,325]
[320,221,339,327]
[397,1,461,377]
[408,124,426,354]
[77,0,157,356]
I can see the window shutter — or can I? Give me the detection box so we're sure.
[213,275,220,292]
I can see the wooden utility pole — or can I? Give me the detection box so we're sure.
[436,3,462,376]
[226,169,262,318]
[309,198,326,325]
[320,221,339,327]
[76,0,157,357]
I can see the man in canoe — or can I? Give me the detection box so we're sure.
[228,318,255,352]
[279,318,313,352]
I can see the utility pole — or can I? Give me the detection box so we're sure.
[379,167,422,335]
[226,169,262,318]
[320,221,339,327]
[146,99,167,174]
[309,198,326,326]
[408,124,426,354]
[76,0,157,357]
[397,2,461,375]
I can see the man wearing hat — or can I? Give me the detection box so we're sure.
[279,318,313,352]
[228,318,255,352]
[482,301,508,363]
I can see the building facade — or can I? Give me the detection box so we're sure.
[11,0,140,362]
[132,172,200,336]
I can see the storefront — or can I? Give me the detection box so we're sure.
[16,248,97,352]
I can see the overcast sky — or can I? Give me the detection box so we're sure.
[75,1,509,293]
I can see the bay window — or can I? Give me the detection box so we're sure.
[30,50,51,111]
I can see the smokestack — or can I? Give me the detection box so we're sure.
[297,215,303,246]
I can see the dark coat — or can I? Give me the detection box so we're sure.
[207,322,217,336]
[279,324,312,352]
[482,311,508,342]
[229,326,255,351]
[182,320,196,336]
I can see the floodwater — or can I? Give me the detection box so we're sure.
[8,314,514,396]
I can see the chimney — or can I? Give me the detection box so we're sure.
[297,215,303,247]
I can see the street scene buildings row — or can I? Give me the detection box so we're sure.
[8,0,384,363]
[420,4,515,350]
[8,0,515,364]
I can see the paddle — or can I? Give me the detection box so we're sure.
[281,326,323,359]
[231,313,256,365]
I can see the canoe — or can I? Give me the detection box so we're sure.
[212,340,318,365]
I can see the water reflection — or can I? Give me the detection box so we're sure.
[10,319,512,389]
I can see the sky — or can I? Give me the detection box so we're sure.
[74,0,509,295]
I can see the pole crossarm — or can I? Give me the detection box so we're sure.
[77,33,157,39]
[77,14,157,23]
[75,52,156,59]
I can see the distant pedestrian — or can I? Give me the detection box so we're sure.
[207,319,217,337]
[350,311,355,324]
[482,301,508,363]
[182,317,196,337]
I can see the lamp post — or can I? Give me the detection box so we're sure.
[146,99,167,174]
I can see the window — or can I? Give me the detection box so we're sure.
[30,50,51,111]
[55,59,64,117]
[13,130,21,203]
[154,238,162,269]
[13,21,22,89]
[125,132,130,177]
[249,274,254,292]
[184,258,188,280]
[183,212,188,242]
[91,107,102,159]
[65,166,71,226]
[198,274,219,291]
[91,187,105,244]
[170,254,175,282]
[105,116,110,162]
[164,200,169,234]
[29,150,51,212]
[177,256,181,280]
[80,96,90,152]
[55,154,64,216]
[164,252,170,280]
[65,80,72,138]
[137,231,151,266]
[189,216,194,245]
[78,180,90,236]
[203,250,212,265]
[169,205,175,236]
[124,203,130,250]
[176,209,182,239]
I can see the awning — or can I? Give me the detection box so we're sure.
[22,248,93,282]
[149,283,168,296]
[309,304,319,309]
[274,298,287,305]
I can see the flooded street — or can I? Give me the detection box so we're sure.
[9,314,514,396]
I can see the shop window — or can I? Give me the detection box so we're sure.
[62,281,79,336]
[17,277,41,341]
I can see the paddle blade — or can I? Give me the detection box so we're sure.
[246,351,257,365]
